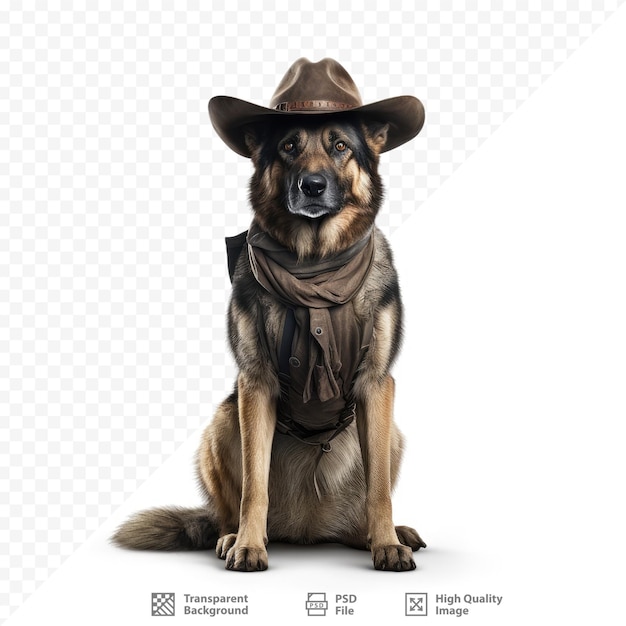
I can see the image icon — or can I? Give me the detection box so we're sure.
[406,593,427,616]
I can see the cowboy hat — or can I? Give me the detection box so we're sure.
[208,58,425,157]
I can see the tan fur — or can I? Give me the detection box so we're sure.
[348,158,372,204]
[317,204,363,257]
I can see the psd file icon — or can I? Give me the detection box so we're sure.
[406,593,427,616]
[305,592,328,616]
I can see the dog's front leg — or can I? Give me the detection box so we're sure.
[224,373,276,571]
[357,374,416,571]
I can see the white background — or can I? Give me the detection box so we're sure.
[2,2,625,625]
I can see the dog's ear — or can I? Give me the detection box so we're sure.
[363,121,389,154]
[243,125,263,161]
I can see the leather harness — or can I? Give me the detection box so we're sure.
[226,232,368,458]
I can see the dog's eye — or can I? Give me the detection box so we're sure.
[335,141,347,152]
[283,141,295,153]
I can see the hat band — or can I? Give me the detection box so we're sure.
[274,100,357,112]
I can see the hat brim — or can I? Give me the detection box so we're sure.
[208,95,425,158]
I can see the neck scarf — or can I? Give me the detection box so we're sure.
[247,222,375,404]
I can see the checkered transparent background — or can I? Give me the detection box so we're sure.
[1,1,623,621]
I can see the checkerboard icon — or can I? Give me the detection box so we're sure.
[151,593,175,616]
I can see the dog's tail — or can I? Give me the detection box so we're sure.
[111,506,219,551]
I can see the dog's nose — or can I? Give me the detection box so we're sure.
[299,174,327,197]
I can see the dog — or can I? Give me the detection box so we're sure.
[113,59,426,571]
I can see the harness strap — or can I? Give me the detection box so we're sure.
[277,400,357,500]
[225,231,248,283]
[276,306,356,450]
[278,307,296,377]
[276,399,356,448]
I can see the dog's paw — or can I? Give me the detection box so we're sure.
[395,525,427,551]
[372,544,416,572]
[216,533,237,560]
[225,544,268,572]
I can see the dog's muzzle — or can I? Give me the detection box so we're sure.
[288,171,341,219]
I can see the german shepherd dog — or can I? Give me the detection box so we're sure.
[113,114,426,571]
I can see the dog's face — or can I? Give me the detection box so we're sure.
[244,116,389,258]
[279,124,367,221]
